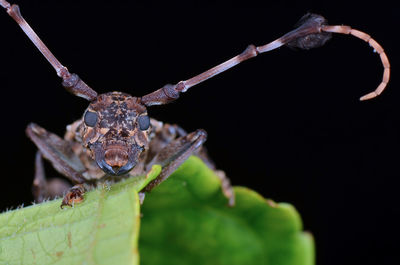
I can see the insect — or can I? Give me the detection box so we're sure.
[1,0,390,208]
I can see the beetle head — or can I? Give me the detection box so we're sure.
[79,92,151,175]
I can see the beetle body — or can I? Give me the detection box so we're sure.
[1,0,389,207]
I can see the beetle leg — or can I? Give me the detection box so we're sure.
[214,170,235,207]
[26,123,89,207]
[147,122,214,168]
[144,129,207,191]
[145,123,187,164]
[32,151,46,202]
[33,151,71,203]
[26,123,87,183]
[143,129,235,206]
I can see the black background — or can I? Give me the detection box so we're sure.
[0,0,398,264]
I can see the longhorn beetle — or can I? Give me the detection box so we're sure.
[1,0,390,208]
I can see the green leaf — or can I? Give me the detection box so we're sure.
[0,157,314,265]
[0,165,161,265]
[139,156,314,265]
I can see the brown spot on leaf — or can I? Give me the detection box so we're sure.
[56,251,64,258]
[67,232,72,248]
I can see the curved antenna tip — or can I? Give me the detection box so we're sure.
[360,91,378,101]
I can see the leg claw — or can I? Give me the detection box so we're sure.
[61,184,86,208]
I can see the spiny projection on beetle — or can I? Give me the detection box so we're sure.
[0,0,390,208]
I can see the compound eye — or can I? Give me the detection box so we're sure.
[138,115,150,131]
[84,111,98,127]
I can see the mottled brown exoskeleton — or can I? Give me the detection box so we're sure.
[1,0,390,208]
